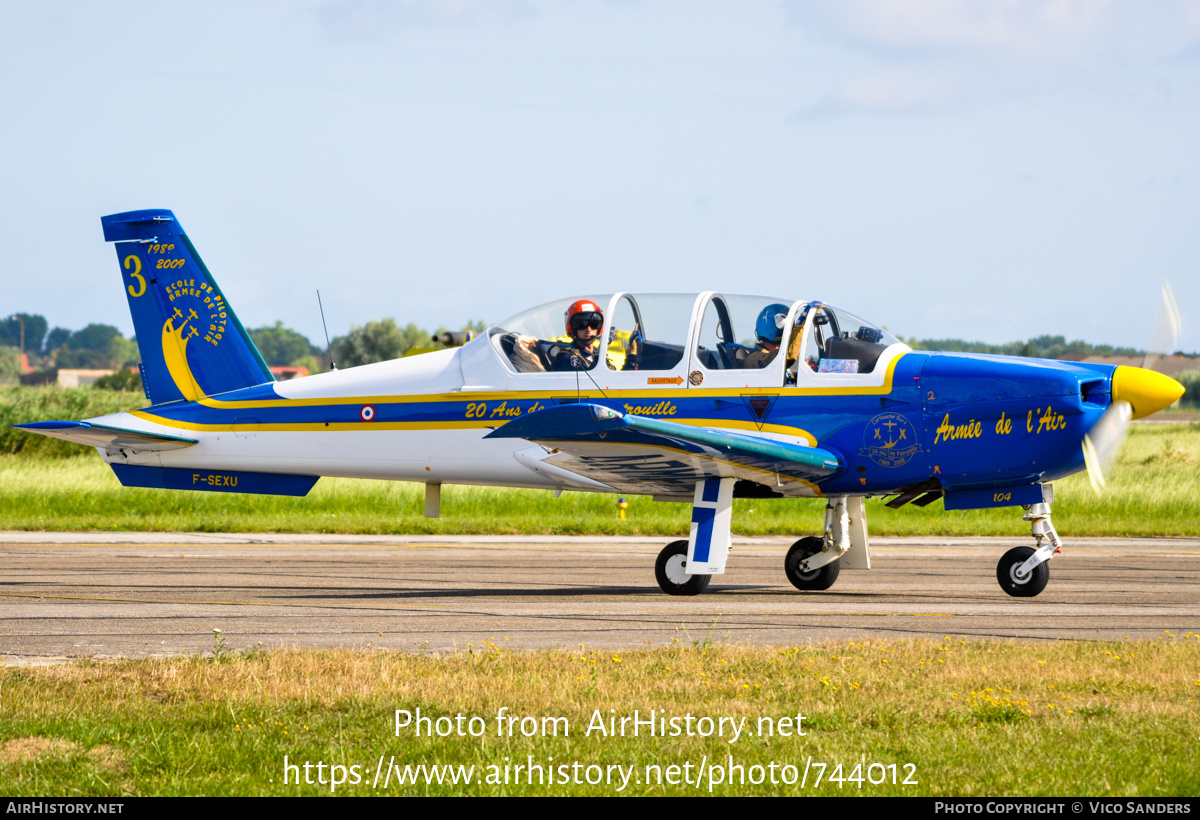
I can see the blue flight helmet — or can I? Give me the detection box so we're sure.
[755,303,790,346]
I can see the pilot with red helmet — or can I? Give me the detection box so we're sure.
[507,299,607,373]
[548,300,604,371]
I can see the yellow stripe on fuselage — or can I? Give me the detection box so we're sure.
[187,353,906,409]
[128,354,905,443]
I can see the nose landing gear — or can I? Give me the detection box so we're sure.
[996,502,1060,598]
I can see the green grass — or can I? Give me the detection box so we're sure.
[0,387,145,458]
[1,424,1197,536]
[2,638,1198,796]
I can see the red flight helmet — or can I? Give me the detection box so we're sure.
[564,299,604,336]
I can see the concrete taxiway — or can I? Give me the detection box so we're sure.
[2,533,1197,663]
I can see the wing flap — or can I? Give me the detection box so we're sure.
[14,421,198,452]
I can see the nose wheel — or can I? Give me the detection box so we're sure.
[996,546,1050,597]
[996,500,1060,598]
[655,540,712,596]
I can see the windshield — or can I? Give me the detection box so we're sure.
[794,302,900,375]
[495,295,612,341]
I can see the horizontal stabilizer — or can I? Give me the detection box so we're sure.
[13,421,197,452]
[486,403,841,495]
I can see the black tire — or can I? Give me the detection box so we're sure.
[996,546,1050,597]
[784,536,841,591]
[655,540,712,596]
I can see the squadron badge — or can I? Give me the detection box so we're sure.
[859,412,922,468]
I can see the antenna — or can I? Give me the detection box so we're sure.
[317,289,337,371]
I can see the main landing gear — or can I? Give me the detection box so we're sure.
[652,490,869,596]
[784,537,841,591]
[655,540,711,596]
[653,477,734,596]
[996,502,1059,597]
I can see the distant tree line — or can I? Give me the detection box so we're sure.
[327,319,487,368]
[1,313,139,373]
[1,313,489,384]
[899,334,1148,359]
[244,318,488,371]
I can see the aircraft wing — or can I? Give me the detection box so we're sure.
[14,421,198,452]
[486,403,842,497]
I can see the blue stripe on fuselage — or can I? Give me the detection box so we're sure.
[120,352,1111,495]
[130,352,927,430]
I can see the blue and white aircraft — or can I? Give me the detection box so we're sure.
[18,209,1186,598]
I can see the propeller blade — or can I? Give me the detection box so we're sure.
[1082,400,1132,493]
[1143,281,1182,372]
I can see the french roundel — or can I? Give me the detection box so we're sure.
[359,405,376,422]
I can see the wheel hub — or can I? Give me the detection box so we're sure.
[663,554,689,585]
[794,562,819,581]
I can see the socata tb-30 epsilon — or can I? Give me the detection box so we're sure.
[18,209,1186,598]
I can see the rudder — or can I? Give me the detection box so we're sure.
[102,209,273,404]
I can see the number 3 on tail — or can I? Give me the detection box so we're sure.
[124,255,146,297]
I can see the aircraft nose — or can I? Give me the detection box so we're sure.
[1111,366,1185,420]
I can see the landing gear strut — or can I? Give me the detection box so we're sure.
[782,496,866,592]
[996,502,1059,597]
[653,477,733,596]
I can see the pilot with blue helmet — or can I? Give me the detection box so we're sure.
[742,303,790,369]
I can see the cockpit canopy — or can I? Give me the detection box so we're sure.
[490,292,902,382]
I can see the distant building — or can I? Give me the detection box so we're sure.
[18,368,115,387]
[270,365,309,381]
[1057,354,1199,377]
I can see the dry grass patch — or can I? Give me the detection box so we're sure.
[85,744,128,771]
[0,736,76,764]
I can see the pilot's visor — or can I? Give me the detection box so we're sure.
[569,313,604,332]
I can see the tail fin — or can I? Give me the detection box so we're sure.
[101,209,273,404]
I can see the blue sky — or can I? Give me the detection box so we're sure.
[2,0,1198,352]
